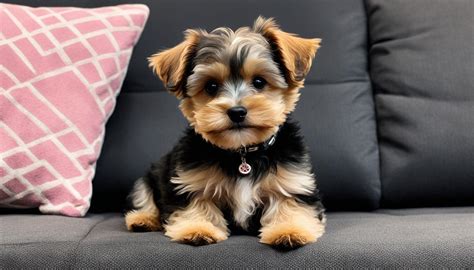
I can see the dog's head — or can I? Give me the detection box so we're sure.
[149,17,320,150]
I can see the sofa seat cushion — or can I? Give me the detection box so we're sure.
[2,208,473,268]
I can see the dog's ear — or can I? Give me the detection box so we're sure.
[148,30,201,99]
[253,16,320,88]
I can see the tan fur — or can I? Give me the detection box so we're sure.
[148,30,201,98]
[193,97,235,133]
[241,58,288,89]
[172,164,316,202]
[259,163,316,198]
[241,92,287,128]
[164,198,228,244]
[179,98,196,124]
[125,178,161,231]
[186,62,230,97]
[260,222,317,248]
[204,126,279,150]
[125,211,161,232]
[191,89,288,150]
[179,89,215,125]
[172,165,258,229]
[129,178,159,213]
[281,87,301,114]
[183,83,286,151]
[172,167,255,230]
[253,17,321,87]
[171,166,230,199]
[259,198,325,248]
[259,165,325,248]
[149,17,319,150]
[166,221,228,245]
[172,163,319,230]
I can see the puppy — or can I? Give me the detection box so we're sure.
[125,17,325,249]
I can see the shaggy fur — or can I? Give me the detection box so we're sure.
[125,17,325,249]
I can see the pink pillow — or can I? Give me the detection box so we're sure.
[0,3,149,216]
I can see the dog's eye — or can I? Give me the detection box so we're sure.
[252,77,267,90]
[204,80,219,96]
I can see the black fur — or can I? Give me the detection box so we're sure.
[229,44,250,83]
[127,118,324,233]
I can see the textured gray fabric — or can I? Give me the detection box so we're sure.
[1,214,105,244]
[367,0,474,207]
[91,92,187,212]
[294,84,380,210]
[1,215,107,268]
[2,208,474,268]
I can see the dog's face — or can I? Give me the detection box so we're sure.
[149,17,320,150]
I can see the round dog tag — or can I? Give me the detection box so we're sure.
[238,162,252,175]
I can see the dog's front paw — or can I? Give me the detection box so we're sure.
[181,230,222,246]
[165,221,228,246]
[260,222,324,250]
[125,211,161,232]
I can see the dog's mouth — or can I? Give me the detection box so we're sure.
[208,125,251,133]
[206,124,262,134]
[227,122,275,132]
[197,120,280,150]
[201,118,278,135]
[229,123,252,130]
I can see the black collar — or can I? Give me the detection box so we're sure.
[237,133,277,155]
[234,130,278,175]
[234,125,280,157]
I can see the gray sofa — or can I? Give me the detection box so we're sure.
[2,0,474,268]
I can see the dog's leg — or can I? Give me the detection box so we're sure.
[125,178,161,232]
[164,198,228,245]
[259,197,325,249]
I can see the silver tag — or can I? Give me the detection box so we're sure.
[238,162,252,175]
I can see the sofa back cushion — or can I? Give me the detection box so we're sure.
[367,0,474,207]
[5,0,381,212]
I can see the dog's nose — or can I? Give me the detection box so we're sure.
[227,106,247,123]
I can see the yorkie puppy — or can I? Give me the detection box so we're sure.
[125,17,325,249]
